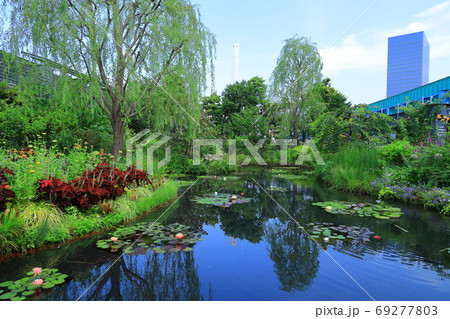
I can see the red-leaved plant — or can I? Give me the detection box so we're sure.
[38,163,162,209]
[0,167,15,210]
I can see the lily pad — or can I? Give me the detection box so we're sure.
[313,201,403,219]
[192,193,250,207]
[305,222,375,243]
[98,222,205,254]
[11,296,26,301]
[0,281,14,288]
[0,292,17,300]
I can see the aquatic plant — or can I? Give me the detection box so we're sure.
[0,268,68,301]
[312,201,403,219]
[96,222,204,254]
[176,180,196,186]
[268,185,288,192]
[191,193,250,207]
[273,174,309,180]
[305,222,375,242]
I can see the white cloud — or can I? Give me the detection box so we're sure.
[320,1,450,76]
[414,1,450,18]
[319,34,385,75]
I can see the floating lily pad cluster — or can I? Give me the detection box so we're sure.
[177,180,196,186]
[0,268,68,301]
[268,185,288,192]
[312,201,403,219]
[305,222,375,242]
[197,175,240,180]
[191,193,250,207]
[273,174,309,180]
[96,222,204,254]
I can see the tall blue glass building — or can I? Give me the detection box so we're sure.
[387,31,429,97]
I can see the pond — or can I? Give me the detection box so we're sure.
[0,168,449,301]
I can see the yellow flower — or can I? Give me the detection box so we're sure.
[36,162,41,165]
[29,164,34,167]
[29,170,36,173]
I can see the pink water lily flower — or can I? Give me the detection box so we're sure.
[110,237,118,242]
[32,267,43,276]
[33,279,44,286]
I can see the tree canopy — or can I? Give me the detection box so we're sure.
[2,0,216,157]
[269,35,323,141]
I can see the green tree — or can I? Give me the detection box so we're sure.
[221,76,268,120]
[314,78,352,112]
[3,0,215,157]
[269,35,323,141]
[201,76,269,138]
[311,106,394,152]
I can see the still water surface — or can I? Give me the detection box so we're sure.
[0,169,449,300]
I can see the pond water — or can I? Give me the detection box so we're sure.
[0,169,449,301]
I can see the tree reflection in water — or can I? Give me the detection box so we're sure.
[61,251,203,301]
[265,220,320,293]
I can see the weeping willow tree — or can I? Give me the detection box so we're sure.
[2,0,215,157]
[269,35,322,141]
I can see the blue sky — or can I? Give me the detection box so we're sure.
[192,0,450,105]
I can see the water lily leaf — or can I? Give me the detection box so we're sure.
[374,215,390,219]
[0,292,17,300]
[0,281,14,288]
[183,247,193,252]
[21,290,34,296]
[11,286,26,293]
[42,283,55,289]
[11,296,26,301]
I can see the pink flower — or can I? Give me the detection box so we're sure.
[33,279,44,286]
[110,237,118,242]
[32,267,43,276]
[374,235,381,240]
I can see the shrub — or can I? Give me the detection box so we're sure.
[38,162,160,209]
[18,202,65,229]
[206,159,231,175]
[381,140,414,165]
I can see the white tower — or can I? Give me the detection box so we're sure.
[232,42,239,83]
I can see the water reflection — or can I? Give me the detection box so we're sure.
[265,220,320,292]
[0,168,448,300]
[47,251,202,301]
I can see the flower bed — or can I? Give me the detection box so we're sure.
[373,178,450,215]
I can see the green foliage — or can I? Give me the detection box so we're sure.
[112,197,138,222]
[305,222,374,241]
[0,208,23,254]
[0,141,105,202]
[269,35,323,140]
[192,193,250,207]
[311,107,394,153]
[206,159,231,176]
[201,76,269,140]
[4,0,216,156]
[313,78,352,112]
[312,201,403,219]
[406,144,450,187]
[18,202,64,229]
[0,268,68,300]
[396,102,441,142]
[321,143,382,193]
[96,222,204,254]
[380,140,414,165]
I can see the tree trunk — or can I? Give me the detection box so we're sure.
[111,100,126,159]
